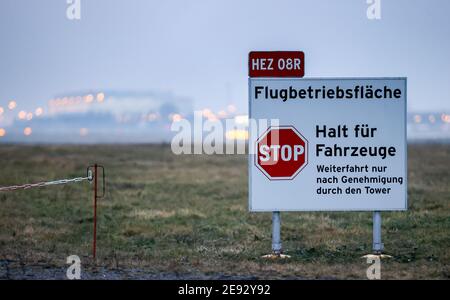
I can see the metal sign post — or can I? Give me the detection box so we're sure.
[372,211,383,254]
[262,211,289,258]
[363,211,391,259]
[272,211,282,254]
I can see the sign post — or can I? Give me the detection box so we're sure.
[272,211,281,255]
[248,51,407,256]
[373,211,383,253]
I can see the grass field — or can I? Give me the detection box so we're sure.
[0,144,449,279]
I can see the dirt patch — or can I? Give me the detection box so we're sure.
[0,260,268,280]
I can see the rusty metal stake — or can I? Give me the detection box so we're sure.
[88,164,105,259]
[93,164,98,259]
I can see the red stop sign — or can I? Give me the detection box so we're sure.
[255,126,308,180]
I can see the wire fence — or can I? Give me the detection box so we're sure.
[0,172,92,192]
[0,166,103,258]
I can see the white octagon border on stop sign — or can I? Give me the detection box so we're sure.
[254,125,309,180]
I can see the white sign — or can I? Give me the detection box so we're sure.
[249,78,407,211]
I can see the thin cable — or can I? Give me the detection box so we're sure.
[0,175,92,192]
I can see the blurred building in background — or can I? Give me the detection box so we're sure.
[0,90,194,143]
[0,91,449,144]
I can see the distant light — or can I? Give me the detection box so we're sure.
[0,107,4,115]
[18,110,27,120]
[207,114,218,122]
[49,99,57,107]
[202,108,212,117]
[442,114,450,123]
[26,112,33,121]
[226,129,249,140]
[234,115,249,125]
[96,92,105,102]
[8,101,17,110]
[414,115,421,123]
[35,107,43,116]
[0,128,5,137]
[24,127,32,136]
[227,104,237,113]
[172,114,182,122]
[218,110,227,118]
[428,115,435,123]
[80,128,88,136]
[84,94,94,103]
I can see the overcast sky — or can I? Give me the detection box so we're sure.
[0,0,449,113]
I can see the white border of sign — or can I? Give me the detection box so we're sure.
[248,77,407,212]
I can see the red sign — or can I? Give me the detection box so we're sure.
[249,51,305,78]
[255,126,308,180]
